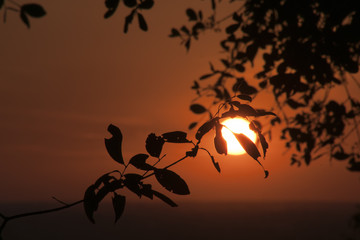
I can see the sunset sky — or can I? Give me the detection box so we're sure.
[1,0,360,207]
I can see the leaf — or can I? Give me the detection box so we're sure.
[195,117,218,141]
[154,169,190,195]
[123,0,137,7]
[199,73,214,80]
[162,131,190,143]
[138,0,154,9]
[188,122,197,130]
[214,123,227,155]
[153,190,178,207]
[211,0,216,10]
[112,193,126,223]
[236,95,252,102]
[123,10,135,33]
[235,133,260,160]
[210,155,221,173]
[190,104,207,114]
[225,23,239,34]
[140,184,153,199]
[235,104,258,117]
[22,4,46,18]
[287,99,305,109]
[0,0,4,10]
[333,151,350,161]
[129,154,154,170]
[246,43,258,63]
[186,8,197,21]
[145,133,165,158]
[185,39,191,51]
[137,13,148,31]
[180,26,190,35]
[20,11,30,28]
[105,124,124,165]
[83,185,98,224]
[104,0,120,18]
[124,174,143,197]
[235,64,245,72]
[169,28,180,37]
[258,132,268,158]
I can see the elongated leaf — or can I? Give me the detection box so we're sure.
[169,28,180,37]
[124,10,135,33]
[112,193,126,223]
[188,122,197,130]
[210,155,221,173]
[105,124,124,165]
[236,104,258,117]
[83,185,98,224]
[237,94,252,102]
[153,190,178,207]
[138,0,154,9]
[195,117,218,141]
[190,104,207,114]
[140,184,153,199]
[129,154,154,170]
[104,0,120,18]
[22,4,46,17]
[258,132,268,158]
[124,174,143,197]
[235,133,260,160]
[214,123,227,155]
[123,0,137,7]
[162,131,190,143]
[137,13,148,31]
[186,8,197,21]
[20,11,30,28]
[145,133,165,158]
[0,0,4,9]
[155,169,190,195]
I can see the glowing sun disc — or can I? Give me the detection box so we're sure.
[221,118,257,155]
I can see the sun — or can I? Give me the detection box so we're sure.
[221,117,257,155]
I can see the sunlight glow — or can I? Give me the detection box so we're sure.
[221,118,257,155]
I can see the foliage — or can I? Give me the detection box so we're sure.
[170,0,360,171]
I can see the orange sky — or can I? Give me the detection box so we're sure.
[0,0,359,204]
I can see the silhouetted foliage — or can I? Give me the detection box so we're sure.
[170,0,360,171]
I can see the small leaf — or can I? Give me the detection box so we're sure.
[185,39,191,51]
[137,13,148,31]
[124,10,135,33]
[186,8,197,21]
[333,151,350,161]
[237,94,252,102]
[210,155,221,173]
[235,104,258,117]
[104,0,120,18]
[138,0,154,9]
[211,0,216,10]
[20,11,30,28]
[190,104,207,114]
[145,133,165,158]
[155,169,190,195]
[169,28,180,37]
[22,4,46,17]
[246,43,258,63]
[214,123,227,155]
[153,190,178,207]
[129,154,154,170]
[105,124,124,165]
[123,0,137,7]
[235,133,260,160]
[199,73,214,80]
[162,131,190,143]
[83,185,98,224]
[234,64,245,72]
[112,193,126,223]
[188,122,197,130]
[225,23,239,34]
[258,132,268,158]
[195,117,218,141]
[124,174,143,197]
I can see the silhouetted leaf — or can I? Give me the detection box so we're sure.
[237,94,252,102]
[180,26,190,35]
[258,132,268,158]
[104,0,120,18]
[124,10,135,33]
[199,73,214,80]
[83,185,98,224]
[333,151,350,161]
[124,174,143,197]
[140,184,153,199]
[186,145,199,157]
[105,124,124,165]
[235,133,260,160]
[234,63,245,72]
[153,190,178,207]
[112,193,126,223]
[138,0,154,9]
[137,13,148,31]
[188,122,197,130]
[123,0,137,7]
[256,110,277,117]
[0,0,4,9]
[20,11,30,28]
[287,99,305,109]
[211,0,216,10]
[190,104,207,114]
[264,170,269,178]
[195,117,218,141]
[226,23,239,34]
[235,104,258,117]
[94,172,115,189]
[129,154,154,170]
[169,28,180,37]
[210,155,221,173]
[145,133,165,158]
[22,4,46,17]
[186,8,197,21]
[162,131,190,143]
[185,39,191,51]
[214,123,227,155]
[155,169,190,195]
[246,43,258,63]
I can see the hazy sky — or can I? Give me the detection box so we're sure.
[1,0,359,204]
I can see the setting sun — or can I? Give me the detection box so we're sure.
[221,118,257,155]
